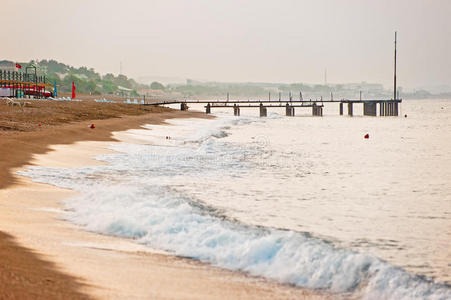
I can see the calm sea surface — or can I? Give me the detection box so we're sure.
[184,99,451,282]
[22,99,451,299]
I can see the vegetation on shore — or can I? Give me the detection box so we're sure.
[6,59,449,100]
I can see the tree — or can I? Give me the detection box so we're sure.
[150,81,165,90]
[102,81,117,94]
[86,80,97,93]
[103,73,115,81]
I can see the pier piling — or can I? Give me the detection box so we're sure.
[312,104,323,116]
[363,102,377,116]
[234,104,240,116]
[348,103,353,116]
[259,104,267,117]
[286,103,295,116]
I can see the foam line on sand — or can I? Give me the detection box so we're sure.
[0,139,329,299]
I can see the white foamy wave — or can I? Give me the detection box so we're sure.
[139,115,257,147]
[18,115,450,300]
[19,169,450,300]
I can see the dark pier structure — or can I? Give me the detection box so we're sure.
[148,97,400,117]
[146,32,402,118]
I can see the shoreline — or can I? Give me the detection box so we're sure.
[0,110,329,299]
[0,106,205,189]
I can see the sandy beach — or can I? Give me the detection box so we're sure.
[0,101,327,299]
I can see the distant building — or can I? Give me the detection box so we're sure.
[0,60,16,71]
[118,85,133,97]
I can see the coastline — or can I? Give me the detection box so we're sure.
[0,111,329,299]
[0,106,202,189]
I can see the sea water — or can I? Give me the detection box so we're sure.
[21,99,451,299]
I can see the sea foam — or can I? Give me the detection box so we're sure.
[20,115,451,300]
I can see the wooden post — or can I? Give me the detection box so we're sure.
[348,103,353,116]
[206,103,211,114]
[286,103,294,116]
[259,103,267,117]
[394,102,398,116]
[233,104,240,116]
[312,103,322,116]
[363,102,377,116]
[339,102,343,115]
[394,31,397,101]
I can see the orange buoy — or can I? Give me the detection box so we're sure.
[364,133,369,139]
[90,123,95,129]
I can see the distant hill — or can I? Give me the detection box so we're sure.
[2,59,449,99]
[2,59,149,96]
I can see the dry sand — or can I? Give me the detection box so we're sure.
[0,99,176,188]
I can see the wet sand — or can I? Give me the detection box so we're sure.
[0,100,328,299]
[0,144,329,300]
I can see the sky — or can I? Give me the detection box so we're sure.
[1,0,450,89]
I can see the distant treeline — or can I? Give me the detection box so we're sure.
[166,80,451,100]
[166,80,390,100]
[6,60,449,99]
[14,60,150,96]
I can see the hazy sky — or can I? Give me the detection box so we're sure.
[1,0,450,88]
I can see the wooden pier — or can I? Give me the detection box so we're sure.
[146,32,402,118]
[146,98,401,117]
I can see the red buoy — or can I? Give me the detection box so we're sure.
[364,133,369,139]
[90,123,95,129]
[38,122,42,127]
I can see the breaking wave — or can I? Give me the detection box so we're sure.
[20,115,451,300]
